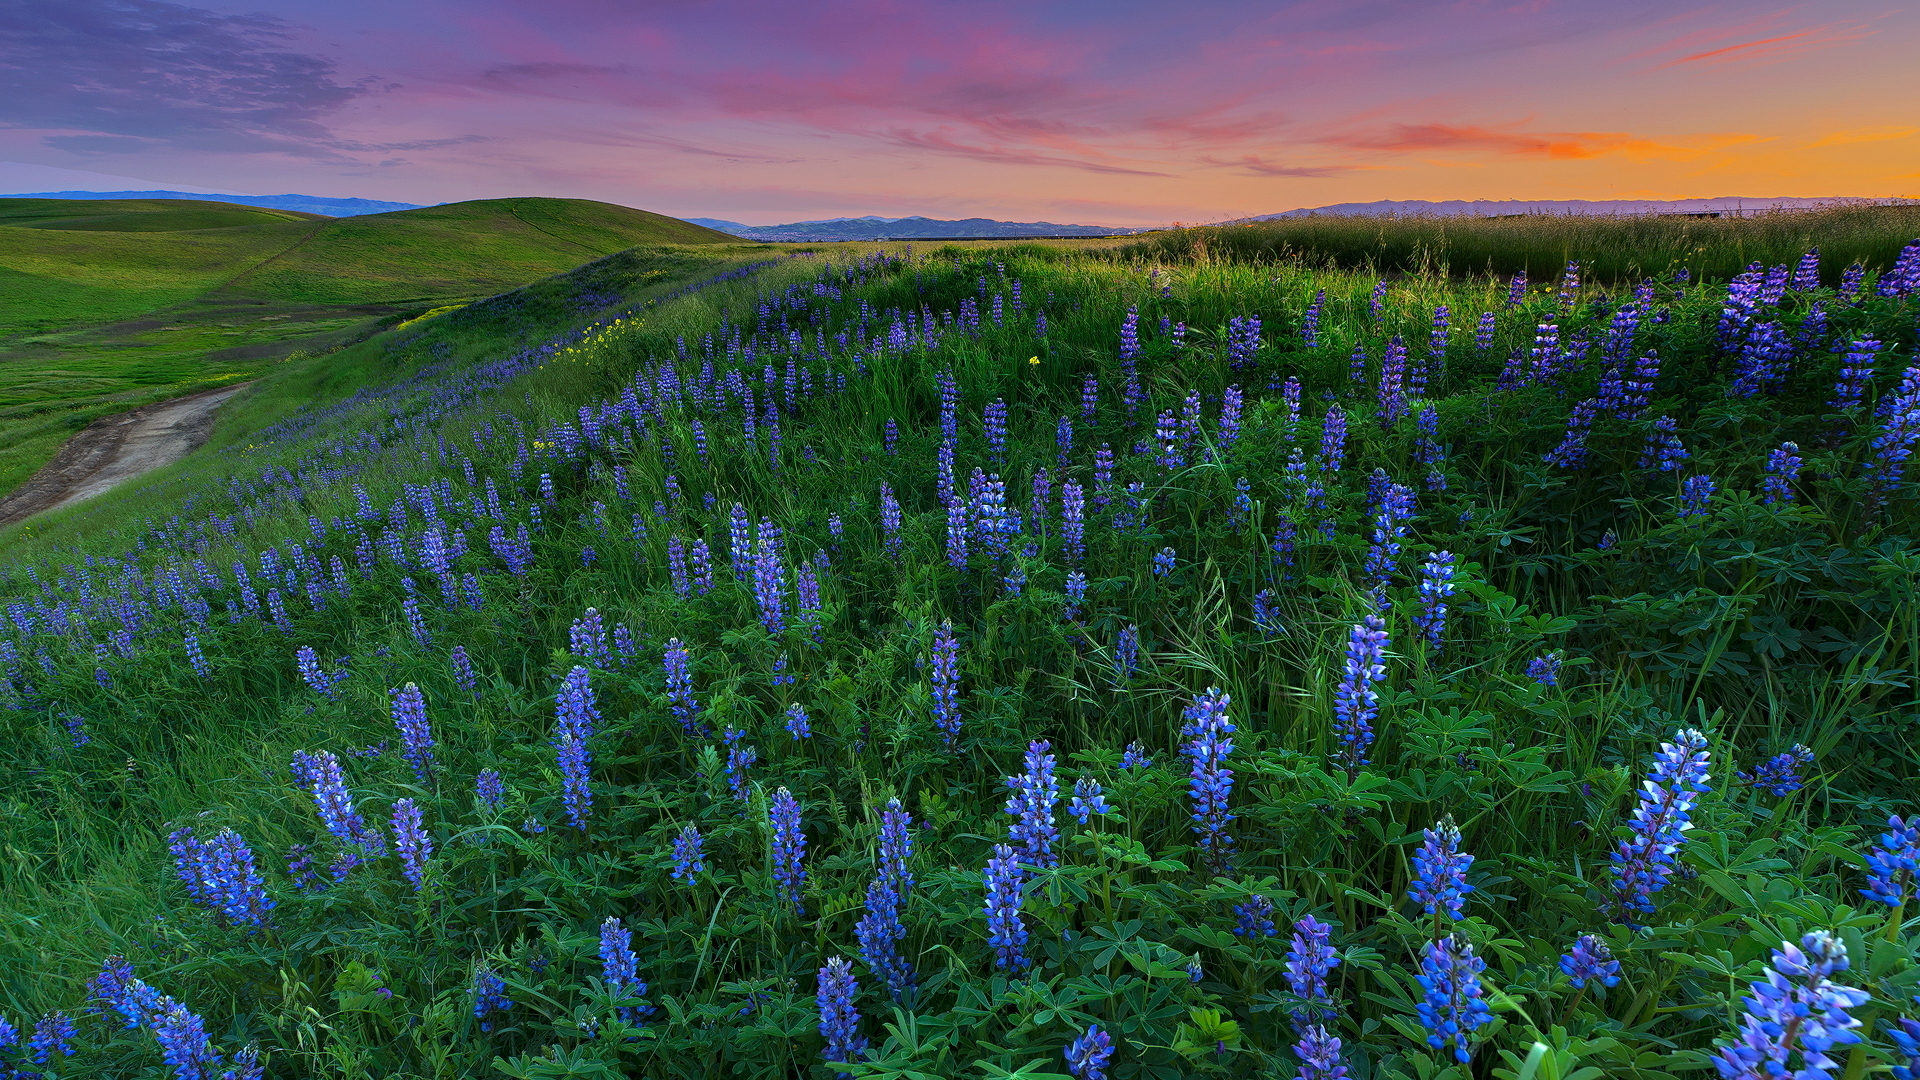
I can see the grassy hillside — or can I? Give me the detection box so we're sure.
[0,196,744,497]
[0,227,1915,1079]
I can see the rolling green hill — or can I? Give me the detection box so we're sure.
[0,196,746,496]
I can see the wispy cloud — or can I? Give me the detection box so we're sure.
[875,129,1172,177]
[1806,126,1918,148]
[1200,154,1352,178]
[1327,123,1677,161]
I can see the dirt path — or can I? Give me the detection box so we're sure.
[0,383,249,526]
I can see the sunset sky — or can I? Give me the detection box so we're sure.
[2,0,1914,225]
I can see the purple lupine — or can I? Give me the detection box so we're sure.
[1066,1025,1115,1080]
[1679,473,1717,522]
[785,703,812,739]
[1061,480,1086,563]
[1068,777,1111,824]
[296,645,344,700]
[690,539,714,594]
[1120,742,1151,770]
[1064,569,1088,621]
[665,638,701,735]
[1377,336,1409,425]
[1332,615,1389,778]
[391,798,431,891]
[856,798,917,1000]
[1559,934,1621,989]
[1217,384,1245,456]
[1864,366,1920,516]
[729,503,752,579]
[1114,623,1140,683]
[1283,376,1303,431]
[1609,728,1712,922]
[1081,373,1099,422]
[1005,740,1061,867]
[27,1011,77,1064]
[1416,551,1456,651]
[1293,1023,1350,1080]
[1415,934,1492,1064]
[569,607,609,666]
[1301,289,1325,347]
[1640,415,1689,471]
[1709,931,1868,1079]
[770,786,807,913]
[388,683,435,783]
[1409,816,1473,921]
[984,398,1009,463]
[1527,652,1563,686]
[945,497,969,570]
[553,666,598,831]
[1155,409,1182,469]
[753,518,788,633]
[1505,271,1528,307]
[880,482,903,563]
[671,824,705,882]
[1861,815,1919,909]
[450,645,476,697]
[1544,399,1599,469]
[473,967,512,1032]
[1092,443,1115,509]
[1475,310,1497,349]
[1233,893,1278,938]
[1252,589,1283,636]
[402,594,429,646]
[722,726,758,802]
[1183,687,1237,877]
[1152,547,1175,578]
[153,999,221,1080]
[293,749,381,869]
[817,957,868,1075]
[1285,915,1341,1025]
[1832,339,1878,415]
[1319,405,1347,471]
[184,632,210,678]
[931,621,961,745]
[168,827,275,929]
[599,916,651,1024]
[667,537,691,597]
[1368,278,1389,320]
[1740,745,1814,797]
[1118,306,1139,362]
[1761,443,1802,505]
[1365,483,1414,591]
[474,769,505,812]
[983,843,1030,972]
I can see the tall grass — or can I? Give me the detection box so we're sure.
[1117,202,1920,282]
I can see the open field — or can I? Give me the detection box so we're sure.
[0,222,1916,1079]
[1123,202,1920,283]
[0,197,741,496]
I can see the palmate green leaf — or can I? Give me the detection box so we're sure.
[970,1060,1076,1080]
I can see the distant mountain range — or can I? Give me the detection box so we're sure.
[683,215,1136,241]
[4,190,429,217]
[1249,196,1908,219]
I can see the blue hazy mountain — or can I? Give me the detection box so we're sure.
[682,215,1134,240]
[5,190,429,217]
[1251,197,1891,219]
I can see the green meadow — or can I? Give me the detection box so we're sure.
[0,197,739,496]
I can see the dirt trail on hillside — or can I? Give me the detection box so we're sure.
[0,383,249,526]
